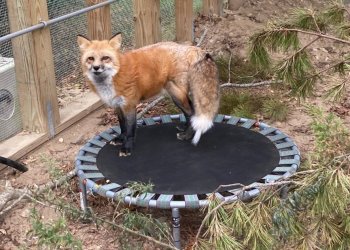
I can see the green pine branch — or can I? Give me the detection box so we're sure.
[249,1,350,99]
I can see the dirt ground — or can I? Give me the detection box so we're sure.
[1,0,350,249]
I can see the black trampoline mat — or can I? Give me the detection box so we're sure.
[96,123,280,195]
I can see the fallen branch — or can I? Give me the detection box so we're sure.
[0,189,27,216]
[196,28,208,47]
[34,169,76,195]
[136,96,165,120]
[0,170,76,217]
[220,80,282,88]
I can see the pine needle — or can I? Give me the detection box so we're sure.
[325,80,347,101]
[322,2,347,24]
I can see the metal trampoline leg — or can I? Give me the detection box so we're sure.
[79,178,88,213]
[172,208,181,249]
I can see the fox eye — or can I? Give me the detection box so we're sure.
[102,56,110,61]
[87,57,94,61]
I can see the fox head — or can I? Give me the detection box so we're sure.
[77,33,122,82]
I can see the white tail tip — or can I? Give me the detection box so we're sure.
[191,115,213,145]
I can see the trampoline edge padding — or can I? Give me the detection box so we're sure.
[75,114,301,209]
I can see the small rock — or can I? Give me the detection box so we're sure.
[58,138,64,143]
[229,32,234,37]
[20,209,30,218]
[0,229,6,235]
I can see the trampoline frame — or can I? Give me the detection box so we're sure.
[75,114,301,249]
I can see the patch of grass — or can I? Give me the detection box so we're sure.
[215,55,270,83]
[262,98,289,121]
[219,91,266,119]
[29,208,82,249]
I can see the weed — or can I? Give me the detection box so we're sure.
[126,181,154,197]
[29,208,82,249]
[122,209,170,241]
[262,98,289,121]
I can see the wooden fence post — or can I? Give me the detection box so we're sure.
[133,0,161,48]
[203,0,223,16]
[175,0,193,43]
[86,0,112,40]
[6,0,60,135]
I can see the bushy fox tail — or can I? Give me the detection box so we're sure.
[189,53,220,145]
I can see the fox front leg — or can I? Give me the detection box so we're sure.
[119,108,136,157]
[114,107,127,143]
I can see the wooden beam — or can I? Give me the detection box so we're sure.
[6,0,60,135]
[0,92,103,160]
[175,0,193,43]
[86,0,112,40]
[202,0,223,16]
[133,0,161,48]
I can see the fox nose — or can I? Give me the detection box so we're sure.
[93,65,100,71]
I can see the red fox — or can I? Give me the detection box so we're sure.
[77,33,220,156]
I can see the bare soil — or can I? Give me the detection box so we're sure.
[1,0,350,249]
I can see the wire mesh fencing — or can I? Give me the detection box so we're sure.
[0,1,13,58]
[0,2,22,142]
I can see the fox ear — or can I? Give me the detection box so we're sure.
[109,33,122,50]
[77,35,91,50]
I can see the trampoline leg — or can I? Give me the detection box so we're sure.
[172,208,181,249]
[79,178,88,213]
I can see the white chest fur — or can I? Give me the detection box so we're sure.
[87,72,125,108]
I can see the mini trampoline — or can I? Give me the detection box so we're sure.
[75,114,300,249]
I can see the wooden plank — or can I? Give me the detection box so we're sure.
[57,92,102,134]
[133,0,161,48]
[202,0,223,16]
[175,0,193,42]
[7,0,60,135]
[86,0,112,40]
[0,132,48,160]
[0,93,102,160]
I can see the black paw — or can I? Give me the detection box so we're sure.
[119,147,132,157]
[176,123,188,132]
[177,126,195,141]
[119,138,134,157]
[110,134,126,145]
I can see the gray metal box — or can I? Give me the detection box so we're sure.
[0,57,22,142]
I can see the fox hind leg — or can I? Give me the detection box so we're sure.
[165,83,195,140]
